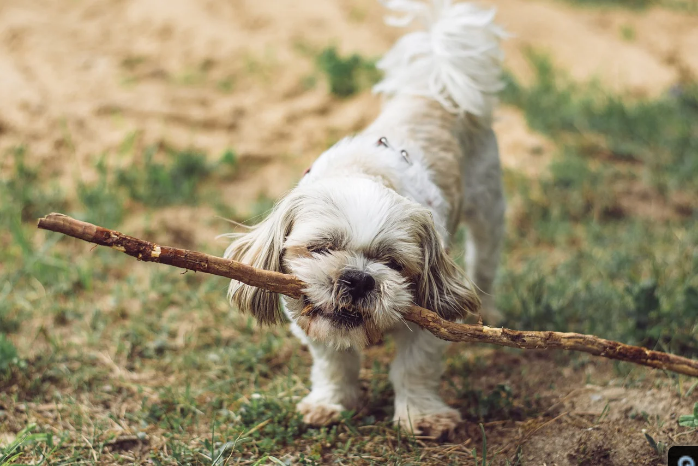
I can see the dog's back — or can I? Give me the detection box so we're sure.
[367,0,506,235]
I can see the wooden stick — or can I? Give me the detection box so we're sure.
[37,213,698,378]
[37,213,305,298]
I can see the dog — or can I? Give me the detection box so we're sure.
[224,0,506,440]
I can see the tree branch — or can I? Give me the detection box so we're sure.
[37,212,698,378]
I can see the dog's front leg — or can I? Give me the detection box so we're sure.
[390,322,461,441]
[296,336,361,426]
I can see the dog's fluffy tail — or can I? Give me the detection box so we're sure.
[373,0,506,118]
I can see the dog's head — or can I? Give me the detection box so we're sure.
[224,177,479,349]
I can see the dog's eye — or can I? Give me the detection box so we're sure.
[308,245,331,255]
[386,259,404,272]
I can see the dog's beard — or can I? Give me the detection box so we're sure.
[284,252,414,349]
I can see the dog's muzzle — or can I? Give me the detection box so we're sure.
[339,270,375,302]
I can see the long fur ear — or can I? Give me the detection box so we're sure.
[413,210,481,321]
[223,193,303,325]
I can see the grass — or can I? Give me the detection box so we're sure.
[502,50,698,196]
[315,46,381,98]
[560,0,698,12]
[1,49,697,463]
[494,52,698,357]
[114,146,213,207]
[679,403,698,428]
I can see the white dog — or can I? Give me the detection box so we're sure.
[225,0,506,440]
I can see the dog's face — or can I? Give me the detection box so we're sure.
[225,177,479,349]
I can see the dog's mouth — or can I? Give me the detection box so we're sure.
[298,297,384,347]
[326,310,364,329]
[301,303,365,329]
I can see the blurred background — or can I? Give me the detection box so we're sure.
[1,0,697,463]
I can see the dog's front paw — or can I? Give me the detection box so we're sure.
[297,400,345,426]
[395,408,462,441]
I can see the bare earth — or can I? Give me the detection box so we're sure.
[2,0,698,464]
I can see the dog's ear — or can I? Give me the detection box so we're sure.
[413,210,480,321]
[224,193,303,325]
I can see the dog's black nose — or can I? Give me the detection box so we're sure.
[340,270,375,300]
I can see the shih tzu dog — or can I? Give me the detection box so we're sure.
[224,0,506,440]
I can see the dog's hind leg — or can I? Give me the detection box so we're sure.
[461,128,506,325]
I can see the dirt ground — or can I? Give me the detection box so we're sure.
[2,0,698,464]
[2,0,697,207]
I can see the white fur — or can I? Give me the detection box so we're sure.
[301,137,451,240]
[224,0,506,440]
[374,0,506,119]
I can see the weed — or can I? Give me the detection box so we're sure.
[679,403,698,428]
[644,432,667,456]
[219,148,238,169]
[472,424,492,466]
[217,76,236,93]
[0,424,60,464]
[316,46,381,97]
[0,334,21,372]
[620,24,636,41]
[116,146,212,206]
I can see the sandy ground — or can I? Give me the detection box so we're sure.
[2,0,698,463]
[1,0,696,208]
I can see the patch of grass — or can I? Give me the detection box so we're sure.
[498,218,698,354]
[560,0,697,12]
[0,424,62,464]
[116,146,213,207]
[236,396,306,452]
[316,46,381,98]
[620,24,636,41]
[77,156,125,226]
[498,52,698,355]
[0,334,21,372]
[217,76,236,93]
[1,146,66,222]
[562,0,655,9]
[502,51,698,196]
